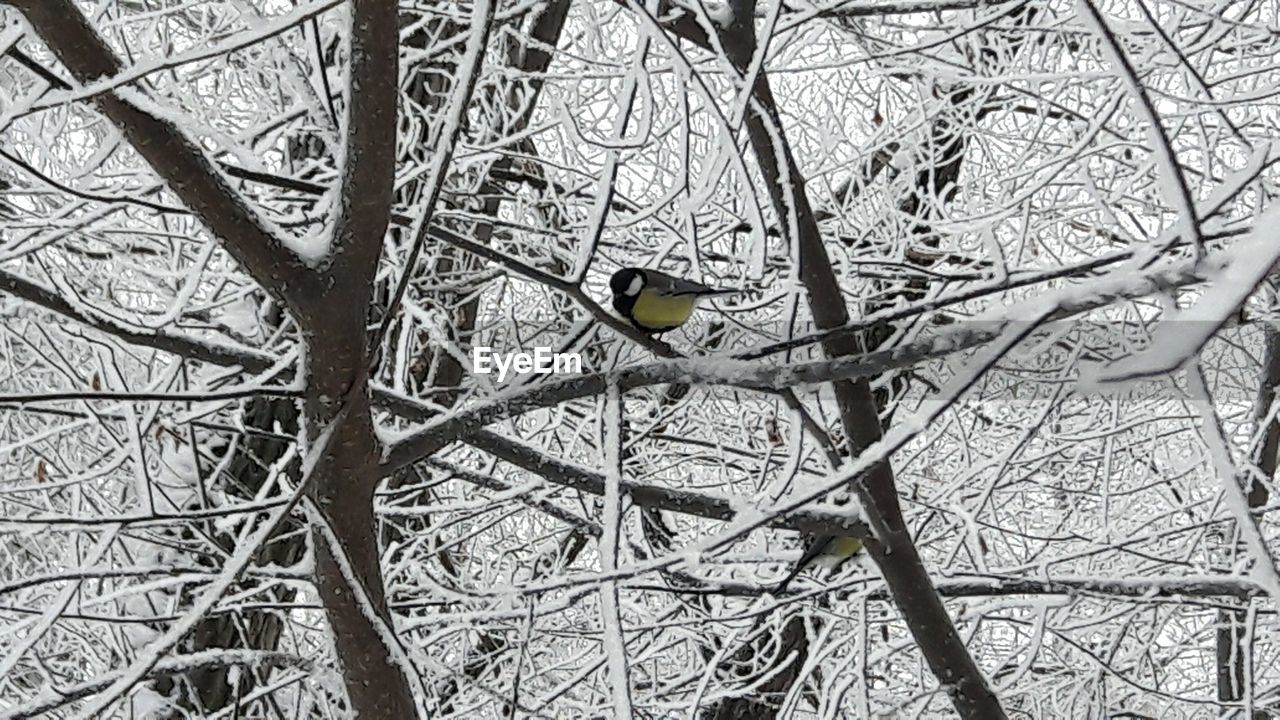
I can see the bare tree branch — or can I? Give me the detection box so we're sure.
[1078,0,1203,257]
[4,0,324,306]
[466,428,872,539]
[0,268,277,372]
[708,0,1007,714]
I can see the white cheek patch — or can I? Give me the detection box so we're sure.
[627,277,643,296]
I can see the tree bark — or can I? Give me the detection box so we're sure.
[1217,313,1279,719]
[287,0,416,713]
[8,0,418,714]
[710,5,1006,717]
[153,395,303,717]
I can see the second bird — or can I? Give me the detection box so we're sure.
[609,267,735,334]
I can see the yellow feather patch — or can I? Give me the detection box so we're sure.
[830,537,863,557]
[629,291,699,330]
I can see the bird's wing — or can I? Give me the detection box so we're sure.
[793,534,833,571]
[651,272,735,297]
[775,534,829,593]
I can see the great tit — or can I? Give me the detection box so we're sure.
[774,534,864,593]
[609,267,734,334]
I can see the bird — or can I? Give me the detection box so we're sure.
[608,267,735,334]
[774,534,864,593]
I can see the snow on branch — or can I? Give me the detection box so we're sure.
[467,429,870,538]
[1090,203,1280,384]
[6,0,324,303]
[322,0,404,275]
[1078,0,1203,258]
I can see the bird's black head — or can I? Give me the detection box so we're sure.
[609,268,645,298]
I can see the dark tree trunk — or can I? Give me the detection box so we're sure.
[1217,312,1279,719]
[708,4,1007,717]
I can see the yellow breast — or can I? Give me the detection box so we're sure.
[630,292,699,331]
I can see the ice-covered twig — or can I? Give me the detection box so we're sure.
[1079,0,1203,258]
[64,404,348,718]
[1090,204,1280,384]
